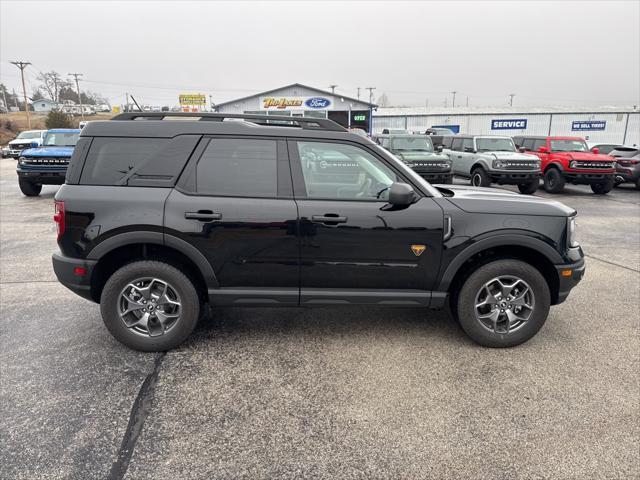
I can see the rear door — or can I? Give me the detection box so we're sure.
[288,138,444,305]
[165,136,300,305]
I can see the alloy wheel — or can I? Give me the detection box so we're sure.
[474,275,535,334]
[118,277,182,337]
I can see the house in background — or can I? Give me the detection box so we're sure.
[32,99,58,112]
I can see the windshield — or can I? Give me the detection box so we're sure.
[551,139,588,152]
[390,136,434,152]
[476,137,516,152]
[17,131,42,139]
[43,132,80,147]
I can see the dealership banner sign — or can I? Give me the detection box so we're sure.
[260,96,332,110]
[571,120,606,131]
[491,119,528,130]
[179,94,206,106]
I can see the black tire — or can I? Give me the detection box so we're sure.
[590,178,614,194]
[100,260,200,351]
[442,175,453,184]
[636,178,640,191]
[471,167,491,188]
[543,168,565,193]
[517,177,539,195]
[456,259,550,348]
[18,178,42,196]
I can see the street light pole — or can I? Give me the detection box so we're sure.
[10,61,32,129]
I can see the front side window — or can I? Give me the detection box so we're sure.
[389,136,434,152]
[44,132,80,146]
[297,141,398,201]
[196,138,277,197]
[522,138,535,150]
[550,139,588,152]
[476,137,516,152]
[451,138,463,151]
[532,139,547,151]
[462,138,474,151]
[18,131,43,139]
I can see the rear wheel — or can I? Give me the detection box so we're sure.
[18,178,42,197]
[517,177,539,195]
[471,168,491,188]
[543,168,565,193]
[590,178,614,194]
[100,260,200,351]
[456,259,550,348]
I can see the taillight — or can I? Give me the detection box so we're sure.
[619,159,639,166]
[54,200,65,240]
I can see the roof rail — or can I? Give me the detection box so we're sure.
[111,112,347,132]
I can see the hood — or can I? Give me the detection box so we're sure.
[556,151,615,162]
[9,138,38,146]
[438,184,575,217]
[487,151,539,161]
[396,151,449,162]
[21,145,75,157]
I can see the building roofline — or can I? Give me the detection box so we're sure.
[214,83,377,109]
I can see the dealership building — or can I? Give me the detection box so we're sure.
[213,83,376,131]
[372,106,640,145]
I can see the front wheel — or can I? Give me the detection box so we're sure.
[517,177,539,195]
[18,178,42,196]
[100,261,201,351]
[590,178,614,194]
[636,178,640,191]
[456,259,551,348]
[471,168,491,188]
[543,168,565,193]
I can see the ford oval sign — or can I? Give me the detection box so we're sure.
[304,97,331,109]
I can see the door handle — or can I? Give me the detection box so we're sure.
[185,211,222,221]
[312,214,347,224]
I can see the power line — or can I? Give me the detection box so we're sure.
[10,61,31,128]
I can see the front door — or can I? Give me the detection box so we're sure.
[288,139,444,305]
[164,136,299,305]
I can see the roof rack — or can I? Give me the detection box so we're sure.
[111,112,347,132]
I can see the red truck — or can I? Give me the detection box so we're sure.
[513,135,616,194]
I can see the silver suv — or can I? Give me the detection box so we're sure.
[442,135,541,194]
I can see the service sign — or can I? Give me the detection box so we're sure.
[491,119,528,130]
[179,94,206,106]
[572,120,606,131]
[260,96,332,111]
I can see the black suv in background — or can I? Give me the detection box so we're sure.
[52,113,584,351]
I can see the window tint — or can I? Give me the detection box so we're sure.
[197,138,277,197]
[451,138,463,151]
[80,137,184,186]
[533,139,547,151]
[297,141,398,201]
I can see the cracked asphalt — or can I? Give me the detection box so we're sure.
[1,157,638,479]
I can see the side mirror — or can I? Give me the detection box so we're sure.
[464,146,474,153]
[388,182,415,206]
[538,146,549,153]
[591,147,600,154]
[518,147,526,153]
[30,141,39,148]
[435,144,444,152]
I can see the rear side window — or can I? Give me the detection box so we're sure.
[79,136,199,186]
[196,138,277,197]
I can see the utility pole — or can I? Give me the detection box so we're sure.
[1,87,8,112]
[509,93,515,107]
[68,73,84,120]
[451,91,457,108]
[466,96,469,107]
[366,87,375,105]
[329,84,338,94]
[357,87,361,100]
[10,61,32,128]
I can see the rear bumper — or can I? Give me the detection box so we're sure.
[52,252,97,302]
[615,166,640,183]
[555,256,586,304]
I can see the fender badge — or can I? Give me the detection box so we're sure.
[411,245,426,257]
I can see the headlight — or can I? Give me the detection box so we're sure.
[492,159,505,169]
[18,156,26,164]
[567,216,579,248]
[569,160,577,169]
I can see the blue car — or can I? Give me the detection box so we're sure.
[17,129,81,196]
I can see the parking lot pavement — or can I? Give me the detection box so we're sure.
[1,157,638,479]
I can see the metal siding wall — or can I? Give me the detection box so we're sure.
[373,112,640,144]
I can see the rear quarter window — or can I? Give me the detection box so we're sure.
[79,135,200,186]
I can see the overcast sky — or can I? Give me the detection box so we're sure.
[1,0,639,109]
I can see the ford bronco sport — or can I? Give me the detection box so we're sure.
[442,135,541,194]
[374,134,453,183]
[52,113,584,351]
[513,135,616,194]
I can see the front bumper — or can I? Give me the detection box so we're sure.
[417,172,453,182]
[488,171,539,184]
[555,255,586,305]
[564,172,614,185]
[52,252,97,302]
[17,165,68,184]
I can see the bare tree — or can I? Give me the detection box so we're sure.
[377,92,390,107]
[36,71,71,103]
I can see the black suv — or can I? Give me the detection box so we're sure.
[52,113,585,351]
